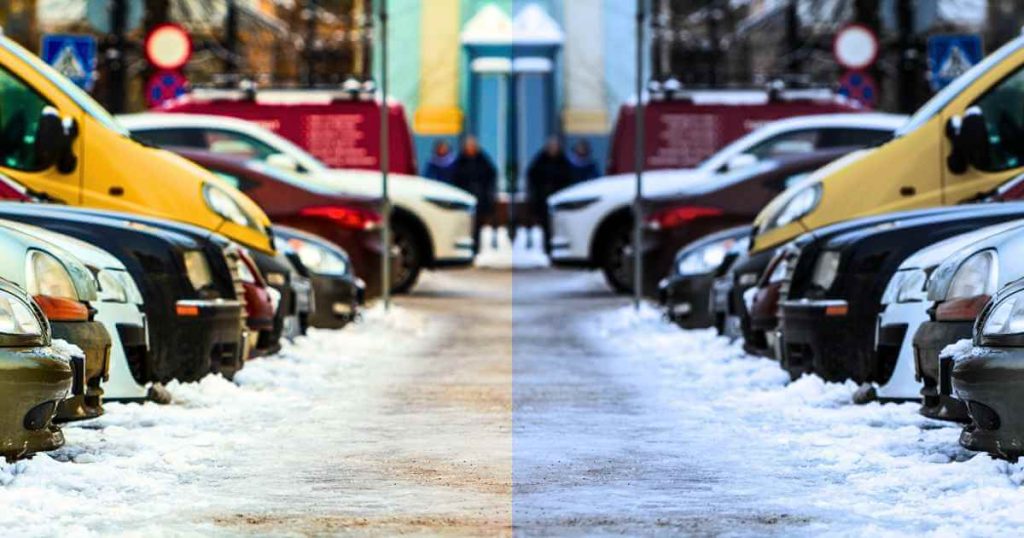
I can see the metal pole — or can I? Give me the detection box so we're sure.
[107,0,127,113]
[225,0,238,75]
[379,0,391,311]
[633,0,646,311]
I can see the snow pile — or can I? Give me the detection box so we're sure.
[475,226,550,270]
[586,306,1024,534]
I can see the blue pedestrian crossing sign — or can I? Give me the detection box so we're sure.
[41,34,97,91]
[928,35,983,92]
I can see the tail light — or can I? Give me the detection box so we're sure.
[935,295,990,322]
[299,206,382,231]
[34,295,89,321]
[646,206,723,230]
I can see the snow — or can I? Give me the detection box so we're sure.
[474,226,550,270]
[584,305,1024,535]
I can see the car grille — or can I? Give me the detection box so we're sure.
[777,243,803,302]
[222,246,249,329]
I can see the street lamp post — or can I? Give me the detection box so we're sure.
[379,0,391,311]
[633,0,647,311]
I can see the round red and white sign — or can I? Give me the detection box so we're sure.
[145,24,193,70]
[833,24,878,71]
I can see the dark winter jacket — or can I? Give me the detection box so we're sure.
[527,152,573,217]
[452,152,498,215]
[422,153,456,184]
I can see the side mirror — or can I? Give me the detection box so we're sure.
[266,153,301,172]
[33,108,77,174]
[947,108,990,174]
[725,153,758,171]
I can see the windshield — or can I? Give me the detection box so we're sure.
[246,160,343,194]
[0,37,130,137]
[692,127,775,172]
[245,126,330,173]
[895,35,1024,137]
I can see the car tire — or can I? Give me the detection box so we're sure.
[599,220,634,294]
[391,219,424,294]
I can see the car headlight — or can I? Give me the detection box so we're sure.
[0,289,42,337]
[676,239,733,276]
[288,238,349,276]
[203,183,258,229]
[810,250,841,290]
[26,250,78,300]
[981,290,1024,337]
[183,250,214,291]
[946,250,998,300]
[767,257,789,284]
[764,184,822,232]
[96,269,128,303]
[881,269,928,305]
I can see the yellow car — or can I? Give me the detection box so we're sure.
[752,34,1024,255]
[0,36,273,254]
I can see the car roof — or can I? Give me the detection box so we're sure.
[118,112,269,132]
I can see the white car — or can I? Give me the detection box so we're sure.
[875,220,1024,401]
[548,113,907,291]
[117,113,476,293]
[0,221,150,401]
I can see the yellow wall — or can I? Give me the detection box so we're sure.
[415,0,462,135]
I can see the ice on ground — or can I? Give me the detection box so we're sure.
[585,305,1024,535]
[474,226,550,270]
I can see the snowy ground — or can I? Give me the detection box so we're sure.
[3,268,1024,536]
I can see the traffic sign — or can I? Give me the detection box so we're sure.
[928,35,983,91]
[40,34,97,90]
[833,24,879,71]
[838,70,878,109]
[146,71,189,108]
[145,24,193,71]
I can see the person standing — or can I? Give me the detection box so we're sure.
[526,136,573,247]
[422,139,456,184]
[568,139,601,184]
[451,135,498,249]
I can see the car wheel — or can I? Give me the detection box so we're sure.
[391,220,423,294]
[600,221,634,294]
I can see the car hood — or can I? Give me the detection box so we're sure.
[549,168,711,205]
[900,220,1024,270]
[316,170,477,206]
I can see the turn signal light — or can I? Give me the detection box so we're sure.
[825,304,849,317]
[34,295,89,322]
[646,206,723,230]
[300,206,382,231]
[935,295,990,322]
[176,303,200,317]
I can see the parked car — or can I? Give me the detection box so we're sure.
[119,112,477,293]
[951,278,1024,460]
[641,149,854,296]
[547,113,904,292]
[0,36,275,256]
[0,278,76,461]
[0,222,107,422]
[0,203,249,384]
[777,204,1024,384]
[873,220,1024,406]
[749,34,1024,263]
[275,225,365,329]
[912,219,1024,421]
[166,148,394,298]
[659,225,750,329]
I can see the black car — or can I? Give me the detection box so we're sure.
[951,278,1024,460]
[659,225,750,329]
[274,225,365,330]
[0,203,248,383]
[778,203,1024,384]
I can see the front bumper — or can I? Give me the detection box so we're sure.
[779,300,854,382]
[874,301,930,401]
[94,300,150,402]
[52,320,111,423]
[952,346,1024,459]
[0,348,73,461]
[658,273,717,329]
[912,320,972,422]
[746,282,782,358]
[172,300,246,380]
[309,274,364,329]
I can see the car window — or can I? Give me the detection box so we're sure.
[817,128,892,148]
[0,65,52,171]
[203,129,280,160]
[132,128,206,148]
[973,66,1024,172]
[744,130,819,160]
